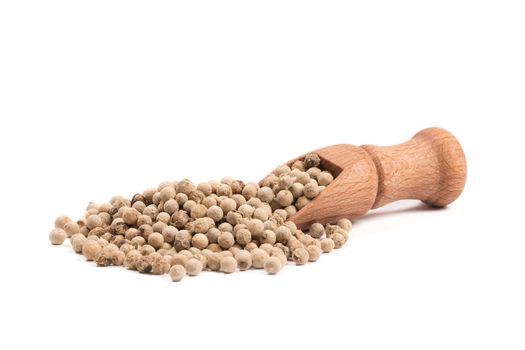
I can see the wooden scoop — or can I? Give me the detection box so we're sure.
[284,127,467,229]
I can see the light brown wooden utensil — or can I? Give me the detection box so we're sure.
[282,127,467,229]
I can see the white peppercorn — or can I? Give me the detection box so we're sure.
[169,265,186,282]
[207,253,222,271]
[337,218,352,231]
[235,250,252,271]
[197,182,212,196]
[251,248,269,269]
[225,211,242,225]
[185,258,203,276]
[276,190,294,207]
[111,250,126,266]
[264,256,282,274]
[171,253,189,267]
[296,196,310,210]
[152,256,171,275]
[218,222,233,232]
[71,233,87,253]
[82,240,102,261]
[206,227,220,244]
[276,226,292,244]
[244,242,258,252]
[304,152,321,169]
[253,207,269,221]
[86,214,103,230]
[257,187,275,203]
[177,179,195,195]
[235,229,252,246]
[207,205,224,221]
[241,183,258,199]
[332,232,346,249]
[306,245,322,262]
[49,228,67,245]
[303,182,320,199]
[156,212,171,224]
[219,256,237,273]
[292,247,309,265]
[64,221,80,237]
[54,215,72,229]
[295,172,310,185]
[171,210,189,229]
[317,171,334,186]
[219,198,237,214]
[217,183,232,197]
[309,223,324,239]
[191,233,209,250]
[306,167,322,179]
[218,232,235,249]
[260,230,276,245]
[291,160,305,171]
[122,207,139,225]
[148,232,164,250]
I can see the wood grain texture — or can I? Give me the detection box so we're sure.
[282,127,467,230]
[361,127,467,208]
[286,144,378,229]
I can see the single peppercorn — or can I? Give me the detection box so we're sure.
[303,182,320,199]
[185,258,203,276]
[264,256,282,274]
[82,240,102,261]
[235,250,252,271]
[217,231,235,249]
[235,229,252,246]
[70,233,86,253]
[309,223,325,239]
[219,198,237,214]
[111,250,126,266]
[63,221,80,237]
[317,171,334,186]
[207,205,224,221]
[169,265,186,282]
[219,256,237,273]
[136,256,153,273]
[276,190,294,207]
[152,256,171,275]
[260,230,276,245]
[257,187,275,203]
[54,215,72,229]
[191,233,209,250]
[86,214,103,230]
[331,232,346,249]
[304,152,321,169]
[49,228,67,245]
[123,250,142,269]
[337,218,352,231]
[292,247,309,265]
[251,248,269,269]
[306,245,322,262]
[148,232,164,250]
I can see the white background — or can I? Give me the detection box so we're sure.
[1,1,524,349]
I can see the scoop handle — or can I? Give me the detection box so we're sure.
[361,127,467,209]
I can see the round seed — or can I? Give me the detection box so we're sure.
[219,256,237,273]
[49,228,67,245]
[185,258,203,276]
[235,250,252,271]
[264,256,282,274]
[169,265,186,282]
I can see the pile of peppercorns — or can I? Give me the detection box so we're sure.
[49,153,351,282]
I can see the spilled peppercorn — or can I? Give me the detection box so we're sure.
[49,153,351,282]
